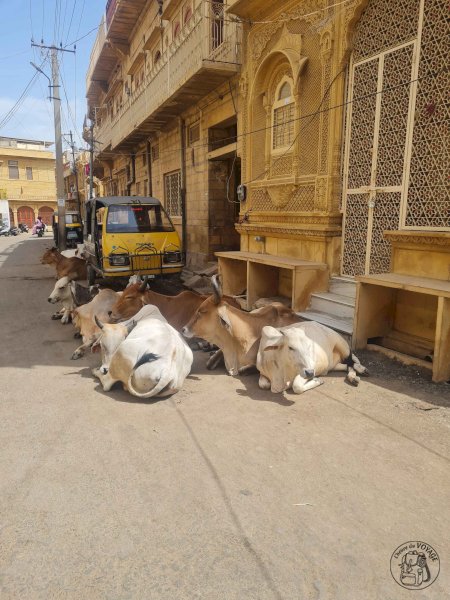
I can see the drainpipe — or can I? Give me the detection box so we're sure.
[146,139,153,196]
[179,117,187,259]
[126,153,136,195]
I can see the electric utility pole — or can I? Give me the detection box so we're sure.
[31,42,75,250]
[65,130,81,215]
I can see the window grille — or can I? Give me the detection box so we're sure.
[189,122,200,145]
[151,143,160,162]
[26,166,33,180]
[273,104,295,149]
[211,1,224,50]
[8,160,19,179]
[164,170,182,216]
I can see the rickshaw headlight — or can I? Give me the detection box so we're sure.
[163,251,182,264]
[109,254,130,266]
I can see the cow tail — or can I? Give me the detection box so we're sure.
[127,352,169,398]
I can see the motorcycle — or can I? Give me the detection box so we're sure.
[9,226,21,236]
[37,224,45,237]
[0,224,10,237]
[18,223,29,233]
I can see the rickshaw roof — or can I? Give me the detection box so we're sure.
[86,196,162,207]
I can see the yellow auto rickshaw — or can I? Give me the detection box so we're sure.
[83,197,183,285]
[53,210,83,248]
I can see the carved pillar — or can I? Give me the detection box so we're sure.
[263,93,271,175]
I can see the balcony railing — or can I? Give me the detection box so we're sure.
[95,1,241,152]
[86,16,106,90]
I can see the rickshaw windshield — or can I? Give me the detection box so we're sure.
[106,204,174,233]
[65,214,80,224]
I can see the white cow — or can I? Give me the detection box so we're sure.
[48,276,76,324]
[92,310,193,398]
[257,321,369,394]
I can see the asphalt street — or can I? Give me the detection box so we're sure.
[0,233,449,600]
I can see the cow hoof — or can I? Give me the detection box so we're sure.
[73,332,82,339]
[71,352,81,360]
[347,375,360,387]
[51,313,62,320]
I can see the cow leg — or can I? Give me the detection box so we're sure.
[91,367,101,379]
[238,364,258,376]
[352,354,369,376]
[258,375,271,390]
[345,366,360,386]
[51,309,64,320]
[292,374,324,394]
[332,363,350,372]
[60,309,72,324]
[71,335,98,360]
[206,349,224,370]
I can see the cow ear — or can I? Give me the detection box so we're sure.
[217,305,232,333]
[262,325,284,344]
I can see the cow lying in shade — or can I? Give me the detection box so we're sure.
[257,321,369,394]
[182,275,302,376]
[48,277,98,324]
[41,247,87,280]
[91,309,193,398]
[71,288,122,359]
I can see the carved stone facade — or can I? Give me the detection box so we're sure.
[230,0,448,275]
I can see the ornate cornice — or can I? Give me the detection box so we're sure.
[384,230,450,247]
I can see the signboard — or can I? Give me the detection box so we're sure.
[57,198,65,207]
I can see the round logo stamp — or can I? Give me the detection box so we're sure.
[390,541,440,590]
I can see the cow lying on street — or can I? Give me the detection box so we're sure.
[257,321,369,394]
[71,288,121,359]
[41,247,87,280]
[182,275,302,376]
[108,275,240,331]
[48,277,97,324]
[92,310,193,398]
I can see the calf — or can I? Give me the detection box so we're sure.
[257,321,369,394]
[41,247,87,280]
[48,276,75,324]
[182,275,302,375]
[92,315,193,398]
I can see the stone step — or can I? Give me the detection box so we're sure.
[310,291,355,319]
[296,309,353,341]
[328,276,356,298]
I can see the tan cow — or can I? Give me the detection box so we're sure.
[182,275,302,375]
[71,288,121,359]
[41,247,87,280]
[108,276,240,331]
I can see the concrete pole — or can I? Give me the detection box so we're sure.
[50,48,66,250]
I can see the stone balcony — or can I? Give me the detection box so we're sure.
[94,1,242,153]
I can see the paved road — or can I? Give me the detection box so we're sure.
[1,234,449,600]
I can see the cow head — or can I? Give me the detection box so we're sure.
[41,247,59,265]
[108,277,148,322]
[182,275,232,342]
[93,316,136,374]
[258,325,316,393]
[48,276,71,304]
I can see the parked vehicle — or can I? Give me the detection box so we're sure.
[0,224,10,236]
[83,196,184,285]
[9,226,20,236]
[18,223,29,232]
[52,211,83,248]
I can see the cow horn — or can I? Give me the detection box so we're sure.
[211,274,222,305]
[139,275,149,292]
[94,315,104,330]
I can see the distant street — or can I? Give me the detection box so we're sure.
[1,233,449,600]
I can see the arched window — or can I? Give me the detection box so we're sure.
[272,79,295,151]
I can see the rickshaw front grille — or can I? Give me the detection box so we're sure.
[131,253,163,272]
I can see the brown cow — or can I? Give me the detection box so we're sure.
[182,275,303,376]
[41,247,87,280]
[108,276,240,331]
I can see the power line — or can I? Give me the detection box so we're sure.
[65,25,99,48]
[0,63,45,130]
[65,0,78,46]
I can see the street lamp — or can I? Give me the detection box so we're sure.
[30,62,52,96]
